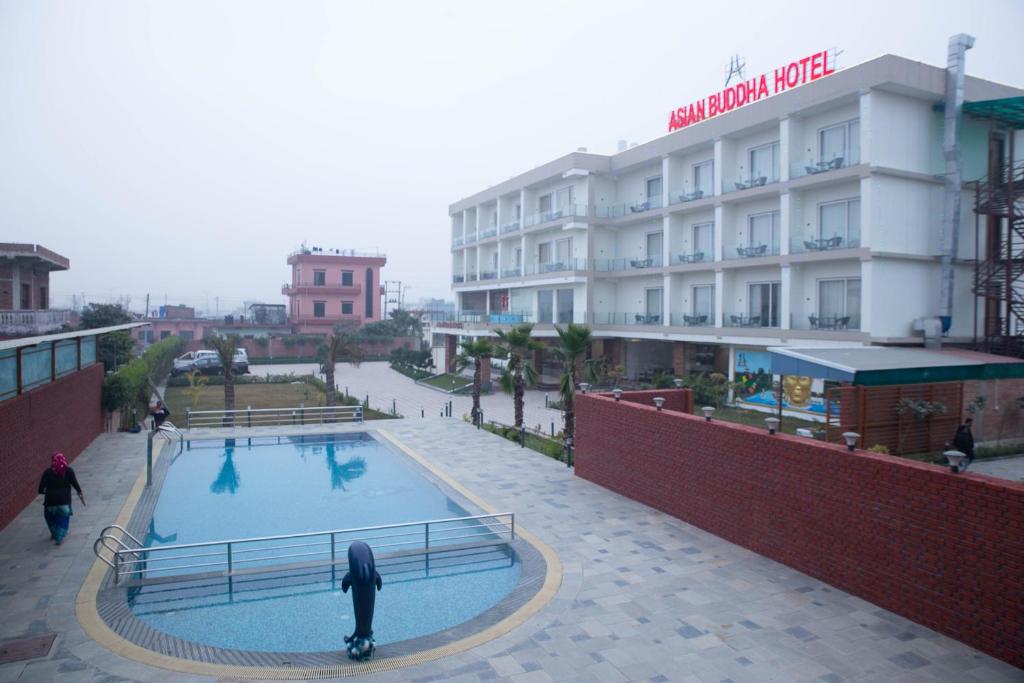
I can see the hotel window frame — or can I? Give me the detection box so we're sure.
[313,301,326,318]
[691,284,715,318]
[644,287,664,320]
[645,175,663,202]
[747,210,780,251]
[313,270,326,286]
[748,141,780,183]
[691,221,714,259]
[817,277,861,328]
[645,230,663,266]
[693,160,714,196]
[746,281,781,327]
[555,185,574,211]
[817,198,861,246]
[341,270,354,286]
[818,118,860,164]
[341,301,354,315]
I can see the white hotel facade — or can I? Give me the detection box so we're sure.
[444,54,1022,381]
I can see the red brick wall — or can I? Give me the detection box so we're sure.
[607,388,693,414]
[0,364,105,530]
[575,391,1024,668]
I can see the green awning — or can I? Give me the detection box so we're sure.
[769,346,1024,386]
[962,97,1024,130]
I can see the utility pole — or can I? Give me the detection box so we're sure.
[382,280,402,317]
[145,293,150,319]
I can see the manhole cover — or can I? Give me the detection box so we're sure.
[0,633,56,664]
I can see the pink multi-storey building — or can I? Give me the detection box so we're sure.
[282,247,386,334]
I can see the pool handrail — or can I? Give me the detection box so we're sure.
[184,404,364,429]
[98,512,515,585]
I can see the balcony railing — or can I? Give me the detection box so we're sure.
[723,174,780,194]
[523,258,587,275]
[281,282,361,295]
[591,312,664,326]
[500,267,522,278]
[479,270,498,280]
[466,272,478,282]
[789,234,861,254]
[671,252,712,265]
[452,236,464,247]
[790,147,861,180]
[594,255,664,272]
[724,243,780,260]
[669,189,710,205]
[669,313,713,326]
[601,195,664,219]
[724,312,779,328]
[479,227,498,240]
[0,309,71,336]
[488,312,532,324]
[465,233,478,244]
[293,315,362,325]
[453,274,465,283]
[458,310,485,322]
[790,313,861,331]
[523,203,589,228]
[500,221,521,234]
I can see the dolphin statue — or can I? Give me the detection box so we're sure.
[341,541,383,659]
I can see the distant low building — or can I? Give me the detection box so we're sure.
[283,246,386,333]
[0,243,71,338]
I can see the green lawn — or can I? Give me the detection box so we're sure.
[420,373,473,391]
[164,384,393,422]
[710,405,824,435]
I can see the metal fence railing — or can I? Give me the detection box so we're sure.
[93,512,515,585]
[185,404,363,429]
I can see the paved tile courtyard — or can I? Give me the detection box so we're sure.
[1,419,1022,682]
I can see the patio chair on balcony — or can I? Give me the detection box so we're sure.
[747,316,762,327]
[752,176,768,187]
[630,201,651,213]
[836,316,851,329]
[730,314,742,326]
[829,156,844,170]
[734,180,749,191]
[808,314,819,329]
[828,236,843,248]
[804,240,818,251]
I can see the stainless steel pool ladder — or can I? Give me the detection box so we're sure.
[93,524,148,581]
[146,422,184,486]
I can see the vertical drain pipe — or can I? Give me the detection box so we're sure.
[939,33,975,339]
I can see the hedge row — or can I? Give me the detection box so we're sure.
[102,336,184,420]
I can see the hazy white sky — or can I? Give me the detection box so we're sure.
[2,0,1022,313]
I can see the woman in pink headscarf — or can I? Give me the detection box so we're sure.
[37,453,85,545]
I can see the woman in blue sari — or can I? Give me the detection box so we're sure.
[38,453,85,545]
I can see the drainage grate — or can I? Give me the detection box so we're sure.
[0,633,56,664]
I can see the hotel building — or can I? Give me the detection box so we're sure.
[444,53,1023,383]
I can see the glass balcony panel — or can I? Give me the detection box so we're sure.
[671,252,711,265]
[724,312,779,328]
[500,220,521,234]
[500,267,521,278]
[523,203,588,228]
[789,146,861,179]
[670,188,708,205]
[722,243,781,260]
[523,258,586,275]
[789,312,861,330]
[605,195,664,219]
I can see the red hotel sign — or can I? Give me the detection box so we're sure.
[668,51,835,132]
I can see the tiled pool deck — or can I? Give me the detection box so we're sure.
[1,419,1022,682]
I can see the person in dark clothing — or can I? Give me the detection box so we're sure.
[953,417,976,464]
[150,401,171,430]
[37,453,85,545]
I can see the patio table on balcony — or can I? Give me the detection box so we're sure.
[682,314,709,326]
[629,258,654,268]
[809,315,852,330]
[676,190,704,203]
[802,236,844,251]
[729,314,762,327]
[675,252,706,264]
[634,314,661,325]
[736,245,768,258]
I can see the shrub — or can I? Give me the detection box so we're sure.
[868,444,890,454]
[101,335,183,425]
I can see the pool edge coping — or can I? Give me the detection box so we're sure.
[75,425,564,680]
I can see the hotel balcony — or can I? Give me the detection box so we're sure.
[452,236,464,247]
[789,233,861,254]
[669,189,712,206]
[723,243,781,261]
[724,312,780,328]
[594,255,664,272]
[591,312,664,326]
[0,309,71,336]
[500,267,522,279]
[600,195,664,219]
[789,312,862,331]
[669,312,713,327]
[523,258,587,276]
[281,282,362,296]
[479,270,498,281]
[670,251,713,266]
[500,220,521,234]
[722,173,781,195]
[789,147,861,180]
[291,315,362,326]
[523,204,589,229]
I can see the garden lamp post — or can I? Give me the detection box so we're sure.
[702,406,715,421]
[842,431,860,452]
[944,449,968,474]
[653,397,665,411]
[765,417,780,434]
[613,388,622,402]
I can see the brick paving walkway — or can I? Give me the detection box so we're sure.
[0,421,1021,682]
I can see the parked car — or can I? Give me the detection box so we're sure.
[191,354,223,375]
[173,348,248,376]
[171,351,215,376]
[233,348,249,374]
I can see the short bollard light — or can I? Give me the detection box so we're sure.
[579,382,591,394]
[842,431,860,452]
[702,406,715,421]
[673,378,685,388]
[613,388,623,402]
[765,417,780,434]
[944,449,968,474]
[653,396,666,411]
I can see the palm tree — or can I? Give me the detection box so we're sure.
[554,323,592,451]
[494,324,541,428]
[319,323,364,408]
[205,334,240,423]
[456,338,495,425]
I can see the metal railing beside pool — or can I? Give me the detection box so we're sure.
[93,512,515,585]
[185,404,363,429]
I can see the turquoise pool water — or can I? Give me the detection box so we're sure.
[129,433,521,651]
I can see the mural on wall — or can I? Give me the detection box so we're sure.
[733,348,831,417]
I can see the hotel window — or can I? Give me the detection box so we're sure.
[555,186,574,210]
[365,269,374,318]
[747,282,780,327]
[692,285,714,320]
[313,270,326,286]
[748,142,780,183]
[692,222,714,260]
[556,288,574,324]
[645,288,663,322]
[313,301,326,318]
[748,211,780,252]
[20,283,29,309]
[342,270,353,286]
[160,330,170,339]
[490,211,497,227]
[342,301,353,315]
[491,252,499,271]
[538,193,552,214]
[39,286,47,309]
[513,247,522,268]
[819,199,861,246]
[645,176,662,201]
[819,119,860,165]
[537,290,554,323]
[514,204,521,221]
[819,278,861,328]
[693,160,713,196]
[646,231,663,265]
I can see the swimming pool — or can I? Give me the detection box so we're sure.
[126,433,523,652]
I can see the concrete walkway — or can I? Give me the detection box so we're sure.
[251,361,563,432]
[967,454,1024,483]
[1,421,1021,682]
